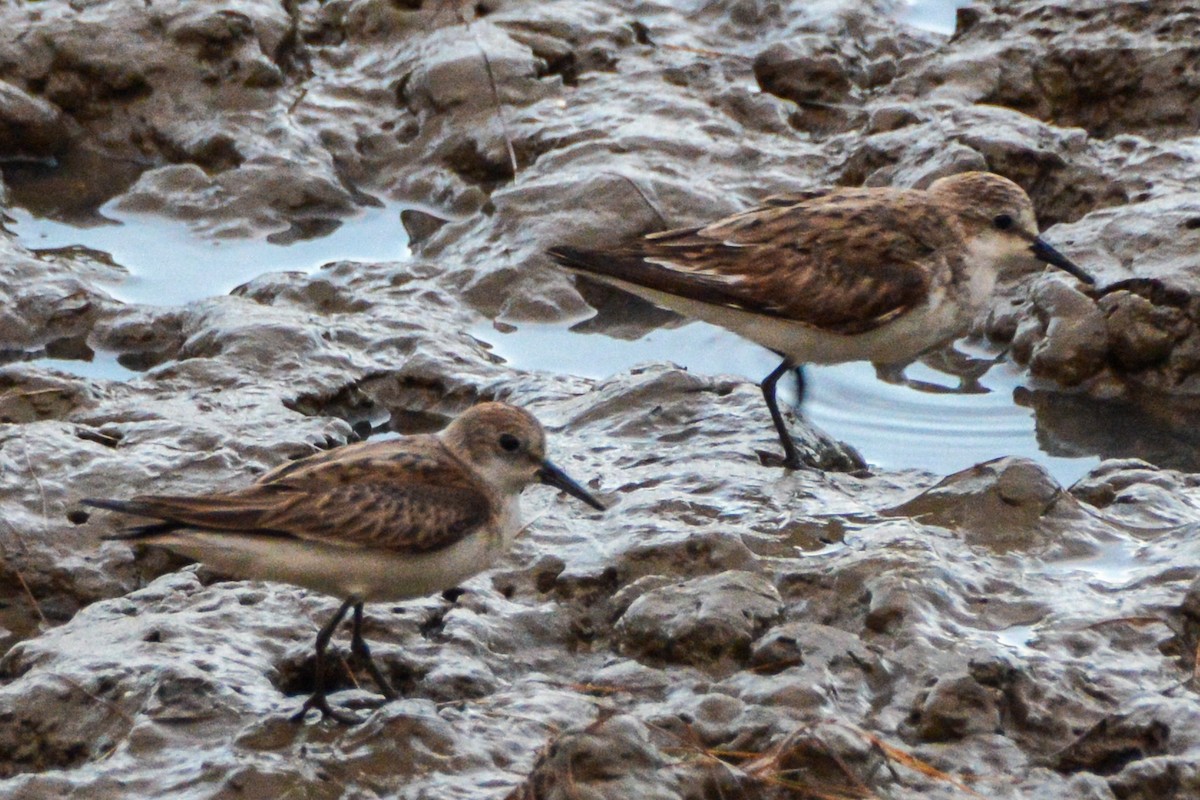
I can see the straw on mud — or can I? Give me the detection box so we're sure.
[339,654,362,691]
[0,433,50,625]
[20,431,50,524]
[601,171,668,228]
[528,676,664,696]
[658,43,752,61]
[742,727,875,800]
[54,673,136,727]
[471,28,519,177]
[0,524,46,625]
[654,721,876,800]
[287,87,309,114]
[1,387,62,400]
[853,728,985,798]
[13,569,47,625]
[448,3,518,177]
[1085,615,1168,630]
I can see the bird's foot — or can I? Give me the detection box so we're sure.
[756,449,812,471]
[875,358,992,395]
[291,691,362,725]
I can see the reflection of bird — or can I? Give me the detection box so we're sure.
[550,172,1094,469]
[86,402,604,723]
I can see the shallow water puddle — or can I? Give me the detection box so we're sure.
[8,202,411,307]
[1,337,142,381]
[993,623,1039,655]
[477,319,1102,484]
[6,200,411,382]
[1042,537,1151,587]
[899,0,974,34]
[8,201,1193,485]
[31,351,136,383]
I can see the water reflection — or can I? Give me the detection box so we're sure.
[476,318,1102,484]
[1018,386,1200,473]
[4,191,1192,484]
[0,346,138,382]
[898,0,974,35]
[6,201,411,307]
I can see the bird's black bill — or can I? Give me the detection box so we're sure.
[538,461,605,510]
[1030,237,1094,285]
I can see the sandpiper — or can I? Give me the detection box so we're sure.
[549,171,1094,470]
[85,402,604,724]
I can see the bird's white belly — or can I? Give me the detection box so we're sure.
[146,530,508,603]
[601,277,971,366]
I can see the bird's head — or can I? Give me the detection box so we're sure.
[441,402,605,510]
[929,172,1094,284]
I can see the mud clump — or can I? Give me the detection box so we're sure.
[0,1,1199,799]
[614,571,783,670]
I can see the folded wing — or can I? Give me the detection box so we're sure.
[551,193,949,336]
[85,443,493,555]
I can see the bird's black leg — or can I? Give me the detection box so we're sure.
[761,358,803,470]
[292,597,359,724]
[350,602,397,700]
[792,364,807,406]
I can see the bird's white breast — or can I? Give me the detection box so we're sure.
[144,497,523,604]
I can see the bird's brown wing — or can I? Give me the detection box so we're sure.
[87,441,493,554]
[252,436,431,486]
[551,192,950,336]
[757,188,835,207]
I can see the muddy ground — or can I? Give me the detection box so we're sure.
[2,0,1200,797]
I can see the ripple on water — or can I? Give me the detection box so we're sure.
[475,320,1102,485]
[4,190,1188,484]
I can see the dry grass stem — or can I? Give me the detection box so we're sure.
[854,729,985,798]
[54,674,136,727]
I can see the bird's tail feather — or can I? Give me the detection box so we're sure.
[82,498,185,540]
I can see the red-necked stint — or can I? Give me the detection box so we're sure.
[550,171,1094,470]
[87,402,604,724]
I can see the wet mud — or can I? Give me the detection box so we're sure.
[2,0,1200,798]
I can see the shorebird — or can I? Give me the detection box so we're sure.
[85,402,604,724]
[549,171,1094,470]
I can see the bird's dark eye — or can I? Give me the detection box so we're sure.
[498,433,521,452]
[993,214,1014,230]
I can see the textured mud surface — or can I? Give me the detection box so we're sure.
[2,0,1200,798]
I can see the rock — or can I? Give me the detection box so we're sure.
[400,208,450,249]
[884,457,1082,550]
[510,715,683,800]
[615,571,782,670]
[897,0,1200,139]
[1100,289,1190,371]
[1027,281,1108,388]
[400,25,545,115]
[909,673,1003,741]
[1054,713,1171,775]
[419,654,499,702]
[1108,756,1200,800]
[0,80,68,158]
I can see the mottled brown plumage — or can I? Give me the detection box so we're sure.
[587,187,960,335]
[549,171,1093,469]
[85,402,603,723]
[105,442,493,554]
